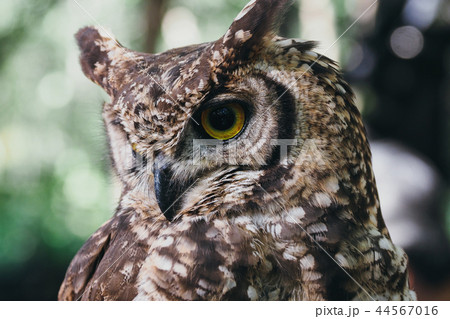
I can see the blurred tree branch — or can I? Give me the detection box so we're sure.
[144,0,169,53]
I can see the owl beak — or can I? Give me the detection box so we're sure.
[153,159,178,221]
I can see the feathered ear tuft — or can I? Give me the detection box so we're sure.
[75,27,129,96]
[216,0,294,63]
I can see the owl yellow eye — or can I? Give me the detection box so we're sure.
[200,103,245,140]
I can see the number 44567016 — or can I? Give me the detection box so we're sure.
[376,306,438,316]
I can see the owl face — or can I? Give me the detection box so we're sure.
[76,0,372,223]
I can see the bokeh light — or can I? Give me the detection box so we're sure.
[403,0,441,30]
[390,26,424,60]
[162,7,201,49]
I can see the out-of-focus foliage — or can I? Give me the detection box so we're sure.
[157,0,252,50]
[0,0,148,300]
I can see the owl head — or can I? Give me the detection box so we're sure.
[76,0,380,228]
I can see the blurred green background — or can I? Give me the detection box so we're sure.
[0,0,449,300]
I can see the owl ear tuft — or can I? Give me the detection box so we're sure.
[75,27,128,95]
[217,0,293,61]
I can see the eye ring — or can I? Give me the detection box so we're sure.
[200,103,246,140]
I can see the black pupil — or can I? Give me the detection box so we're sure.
[208,107,236,131]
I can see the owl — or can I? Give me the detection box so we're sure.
[59,0,415,301]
